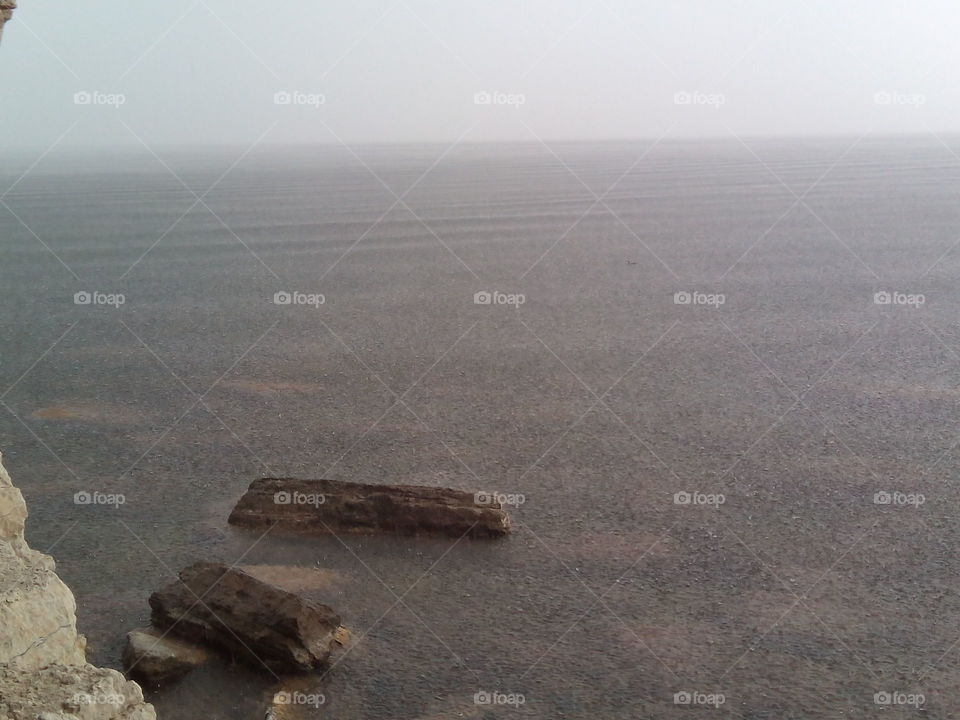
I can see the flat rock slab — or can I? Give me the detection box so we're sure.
[122,626,210,686]
[228,478,511,538]
[149,562,340,673]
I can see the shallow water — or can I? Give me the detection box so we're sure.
[3,137,960,718]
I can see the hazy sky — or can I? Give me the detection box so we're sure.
[1,0,959,147]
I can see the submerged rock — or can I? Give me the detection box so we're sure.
[228,477,511,538]
[123,626,210,686]
[149,561,341,673]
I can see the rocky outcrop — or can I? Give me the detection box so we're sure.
[229,477,512,538]
[0,664,155,720]
[0,480,86,669]
[149,561,341,673]
[0,1,16,44]
[0,452,156,720]
[123,627,210,687]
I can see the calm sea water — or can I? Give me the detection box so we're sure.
[3,138,960,718]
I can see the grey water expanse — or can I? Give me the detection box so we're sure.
[4,137,960,718]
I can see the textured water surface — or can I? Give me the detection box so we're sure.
[3,137,960,718]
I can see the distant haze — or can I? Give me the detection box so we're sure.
[2,0,960,147]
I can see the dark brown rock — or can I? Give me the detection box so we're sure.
[228,478,511,538]
[148,562,340,673]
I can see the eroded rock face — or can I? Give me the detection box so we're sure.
[0,454,86,669]
[228,477,511,539]
[0,664,154,720]
[0,541,87,669]
[0,1,16,44]
[0,452,156,719]
[149,561,341,673]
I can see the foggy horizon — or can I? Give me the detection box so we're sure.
[3,0,960,148]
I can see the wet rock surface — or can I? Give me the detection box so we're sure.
[149,561,341,673]
[228,477,511,539]
[123,627,210,687]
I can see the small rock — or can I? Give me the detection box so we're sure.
[123,626,210,686]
